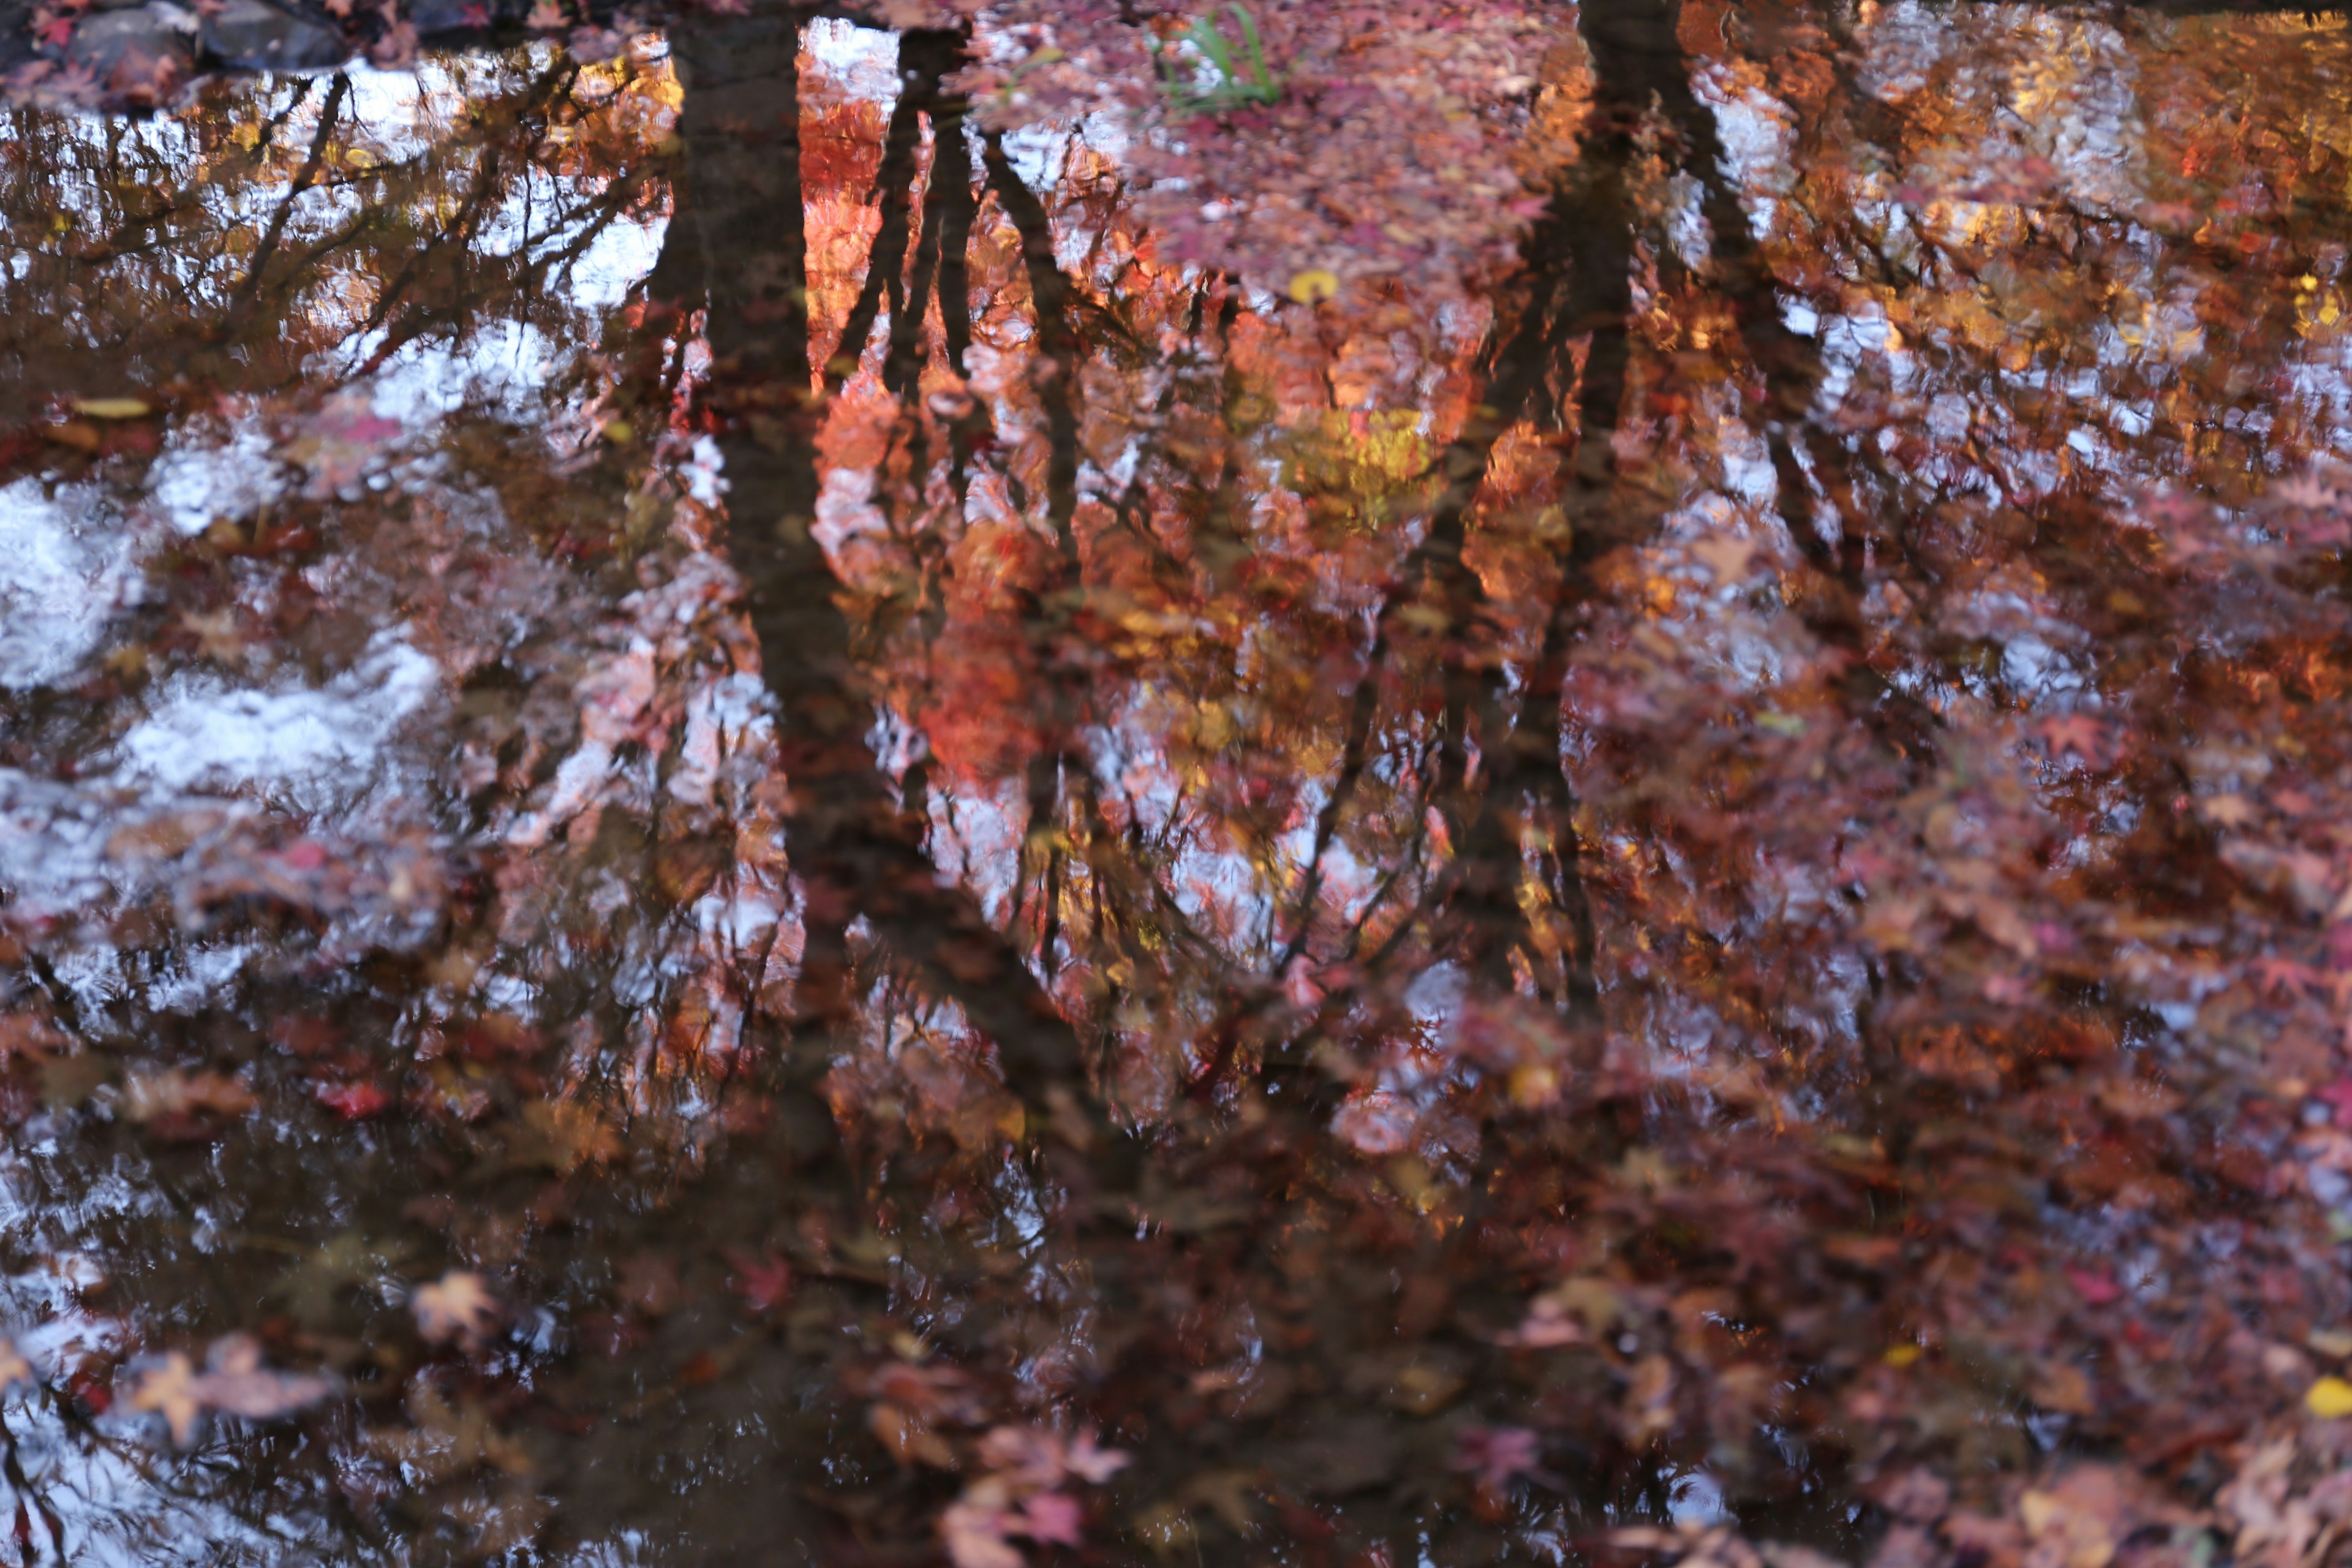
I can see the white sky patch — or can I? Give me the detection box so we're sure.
[684,432,728,505]
[146,420,286,534]
[115,630,440,807]
[804,17,901,101]
[336,203,663,440]
[1855,0,1951,102]
[929,774,1028,927]
[566,206,668,311]
[349,318,560,427]
[999,123,1072,192]
[1704,77,1797,241]
[0,769,211,920]
[0,477,140,690]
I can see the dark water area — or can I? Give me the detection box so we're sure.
[5,2,2352,1562]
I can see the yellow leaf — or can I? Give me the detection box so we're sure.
[1509,1062,1559,1107]
[2308,1376,2352,1419]
[1287,269,1340,306]
[70,398,153,420]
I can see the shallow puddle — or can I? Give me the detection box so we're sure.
[3,3,2352,1562]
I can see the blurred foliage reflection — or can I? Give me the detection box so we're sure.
[6,4,2352,1564]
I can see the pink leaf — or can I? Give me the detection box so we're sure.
[940,1501,1025,1568]
[1015,1492,1083,1548]
[2067,1267,2124,1306]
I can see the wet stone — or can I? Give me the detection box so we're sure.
[198,0,345,70]
[0,5,31,68]
[403,0,495,36]
[63,3,194,78]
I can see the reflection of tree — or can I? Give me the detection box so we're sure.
[629,7,1815,1556]
[655,17,1101,1142]
[631,2,2352,1559]
[0,49,722,1565]
[0,47,674,496]
[2,4,2352,1563]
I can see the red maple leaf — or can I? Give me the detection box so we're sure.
[2037,714,2111,767]
[724,1248,794,1315]
[2252,957,2320,998]
[313,1080,392,1120]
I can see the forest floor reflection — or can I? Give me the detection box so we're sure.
[5,3,2352,1564]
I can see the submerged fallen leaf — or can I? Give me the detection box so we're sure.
[127,1336,335,1445]
[313,1079,392,1120]
[412,1270,499,1349]
[39,1052,111,1109]
[186,1335,337,1422]
[1691,533,1760,582]
[278,391,404,497]
[1452,1426,1552,1491]
[510,1099,620,1173]
[276,1231,411,1326]
[364,1382,535,1482]
[0,1014,66,1061]
[1496,1295,1586,1348]
[123,1069,257,1123]
[176,607,244,664]
[2307,1376,2352,1419]
[1287,268,1340,305]
[1382,1361,1464,1415]
[69,396,151,420]
[723,1248,794,1315]
[128,1354,203,1444]
[941,1498,1025,1568]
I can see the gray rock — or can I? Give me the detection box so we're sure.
[404,0,491,36]
[64,4,195,81]
[0,0,36,70]
[198,0,347,70]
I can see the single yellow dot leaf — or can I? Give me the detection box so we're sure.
[71,398,152,421]
[1882,1344,1921,1368]
[1287,269,1340,306]
[1509,1062,1559,1107]
[2307,1376,2352,1418]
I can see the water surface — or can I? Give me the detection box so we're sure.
[2,4,2351,1562]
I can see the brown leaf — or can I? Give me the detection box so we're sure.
[123,1069,256,1123]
